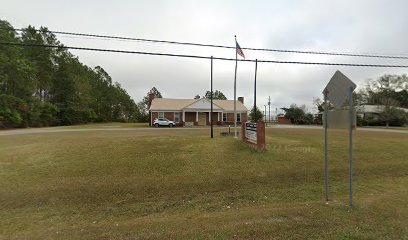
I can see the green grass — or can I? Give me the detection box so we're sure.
[0,126,407,239]
[360,125,408,131]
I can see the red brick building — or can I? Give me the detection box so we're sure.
[277,114,292,124]
[149,97,248,126]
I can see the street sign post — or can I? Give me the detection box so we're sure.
[323,70,357,207]
[323,109,357,129]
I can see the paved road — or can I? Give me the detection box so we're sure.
[0,126,231,136]
[0,125,406,136]
[270,124,408,134]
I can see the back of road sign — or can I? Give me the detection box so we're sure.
[322,70,357,208]
[323,109,357,129]
[323,70,357,109]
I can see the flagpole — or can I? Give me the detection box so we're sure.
[254,59,258,122]
[234,35,238,138]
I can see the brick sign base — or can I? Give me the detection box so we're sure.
[241,121,266,152]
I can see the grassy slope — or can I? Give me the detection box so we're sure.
[0,127,407,239]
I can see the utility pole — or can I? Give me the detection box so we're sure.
[268,96,271,122]
[349,86,353,207]
[210,56,213,138]
[253,59,258,122]
[324,89,328,202]
[264,105,267,120]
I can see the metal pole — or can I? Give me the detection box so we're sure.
[264,105,267,121]
[211,56,213,138]
[254,59,258,122]
[324,89,329,202]
[234,36,238,138]
[268,96,271,122]
[349,87,353,207]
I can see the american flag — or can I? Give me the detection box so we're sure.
[236,41,245,59]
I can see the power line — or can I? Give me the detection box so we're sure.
[8,27,408,60]
[1,41,408,68]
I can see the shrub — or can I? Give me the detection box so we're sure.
[0,106,22,128]
[0,94,28,128]
[29,101,59,127]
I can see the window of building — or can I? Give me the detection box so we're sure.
[222,112,227,122]
[174,112,180,122]
[159,112,164,119]
[236,113,241,122]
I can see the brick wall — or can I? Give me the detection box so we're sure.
[164,112,173,121]
[151,111,247,126]
[151,111,182,125]
[185,112,196,123]
[151,112,158,125]
[278,116,292,124]
[206,112,220,125]
[227,113,234,122]
[242,113,247,123]
[222,112,246,125]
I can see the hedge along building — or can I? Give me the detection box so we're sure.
[149,96,248,126]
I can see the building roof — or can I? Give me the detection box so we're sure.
[150,98,248,112]
[358,105,408,113]
[213,99,247,111]
[150,98,195,111]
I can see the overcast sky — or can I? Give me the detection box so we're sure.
[2,0,408,113]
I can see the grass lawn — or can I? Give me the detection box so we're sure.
[0,126,407,239]
[52,122,150,129]
[360,126,408,131]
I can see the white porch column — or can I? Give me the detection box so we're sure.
[218,112,220,121]
[208,112,211,122]
[182,110,185,122]
[196,111,198,122]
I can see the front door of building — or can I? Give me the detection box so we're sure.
[198,112,206,126]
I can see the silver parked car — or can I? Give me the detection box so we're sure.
[153,118,175,127]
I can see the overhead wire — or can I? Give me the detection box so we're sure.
[6,27,408,60]
[1,41,408,68]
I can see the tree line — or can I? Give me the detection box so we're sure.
[0,20,141,128]
[2,19,406,128]
[355,74,407,126]
[282,74,407,126]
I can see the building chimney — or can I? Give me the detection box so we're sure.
[238,97,244,104]
[148,93,155,108]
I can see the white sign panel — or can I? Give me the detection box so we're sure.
[245,122,257,143]
[323,70,357,109]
